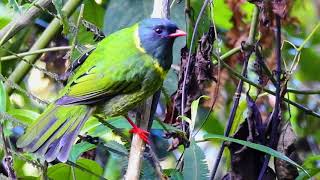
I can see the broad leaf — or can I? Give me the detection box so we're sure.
[69,142,96,163]
[190,95,209,135]
[47,158,103,180]
[104,141,128,157]
[7,109,39,124]
[183,139,209,180]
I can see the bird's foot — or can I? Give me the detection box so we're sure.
[129,126,150,144]
[125,115,150,144]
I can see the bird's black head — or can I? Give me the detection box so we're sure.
[138,18,186,70]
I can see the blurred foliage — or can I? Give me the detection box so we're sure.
[0,0,319,179]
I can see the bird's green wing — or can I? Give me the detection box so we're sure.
[57,24,155,105]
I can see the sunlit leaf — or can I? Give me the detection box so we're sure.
[213,0,233,30]
[296,155,320,180]
[48,158,103,180]
[7,109,39,124]
[0,80,7,113]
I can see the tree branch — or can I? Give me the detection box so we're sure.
[210,6,260,179]
[0,0,52,46]
[219,60,320,118]
[0,46,71,61]
[258,14,283,180]
[125,1,169,179]
[5,0,83,94]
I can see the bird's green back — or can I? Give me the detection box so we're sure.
[58,23,166,107]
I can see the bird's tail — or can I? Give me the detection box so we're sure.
[16,104,93,162]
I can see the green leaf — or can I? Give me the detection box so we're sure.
[104,155,121,180]
[7,109,39,124]
[7,0,21,12]
[104,141,128,157]
[203,133,309,176]
[164,169,183,180]
[77,0,106,45]
[141,159,157,180]
[0,80,7,113]
[213,0,233,30]
[52,0,69,34]
[69,142,96,162]
[296,48,320,81]
[190,95,209,135]
[47,158,103,180]
[230,96,247,135]
[296,155,320,180]
[0,4,13,28]
[183,139,209,180]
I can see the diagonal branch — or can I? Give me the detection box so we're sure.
[5,0,83,94]
[0,0,52,46]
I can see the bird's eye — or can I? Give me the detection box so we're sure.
[154,28,163,34]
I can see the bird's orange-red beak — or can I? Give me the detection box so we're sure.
[168,29,187,38]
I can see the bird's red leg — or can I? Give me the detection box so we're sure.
[124,115,150,144]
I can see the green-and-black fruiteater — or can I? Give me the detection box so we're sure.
[16,18,186,162]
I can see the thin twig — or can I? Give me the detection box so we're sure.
[181,0,210,117]
[0,124,16,179]
[0,0,52,46]
[210,6,260,179]
[258,14,283,180]
[193,0,221,137]
[5,0,83,94]
[207,45,320,116]
[0,73,49,105]
[0,46,71,61]
[220,60,320,118]
[68,4,84,61]
[286,89,320,95]
[25,0,61,20]
[1,47,62,82]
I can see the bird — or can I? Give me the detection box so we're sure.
[16,18,186,162]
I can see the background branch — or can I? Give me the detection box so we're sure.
[0,0,52,46]
[125,1,169,180]
[210,6,260,179]
[5,0,83,94]
[0,46,71,61]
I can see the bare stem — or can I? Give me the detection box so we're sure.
[68,4,85,60]
[258,14,282,180]
[219,60,320,118]
[0,46,71,61]
[0,124,16,179]
[210,6,260,179]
